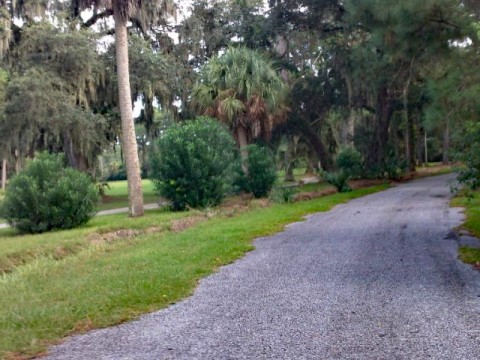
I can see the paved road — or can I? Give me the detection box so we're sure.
[46,174,480,359]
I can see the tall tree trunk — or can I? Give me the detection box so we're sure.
[1,159,6,191]
[403,80,416,172]
[416,127,426,167]
[114,7,144,217]
[236,126,249,173]
[366,87,393,172]
[443,119,450,164]
[405,115,416,172]
[343,74,355,147]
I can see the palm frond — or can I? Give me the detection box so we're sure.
[191,46,289,140]
[219,96,245,123]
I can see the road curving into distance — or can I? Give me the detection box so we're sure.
[46,174,480,359]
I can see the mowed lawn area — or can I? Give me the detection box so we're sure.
[451,189,480,267]
[0,185,388,359]
[98,179,158,211]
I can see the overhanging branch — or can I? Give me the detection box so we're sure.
[82,9,114,28]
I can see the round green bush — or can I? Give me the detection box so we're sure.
[2,152,99,233]
[236,144,277,198]
[320,170,351,193]
[335,147,364,178]
[150,117,237,211]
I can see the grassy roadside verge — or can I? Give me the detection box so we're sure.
[451,190,480,267]
[0,184,387,359]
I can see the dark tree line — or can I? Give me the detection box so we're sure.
[1,0,480,192]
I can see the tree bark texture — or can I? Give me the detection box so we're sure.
[343,74,355,147]
[443,119,450,164]
[235,126,250,173]
[403,81,416,172]
[1,159,6,191]
[114,8,144,217]
[366,87,394,172]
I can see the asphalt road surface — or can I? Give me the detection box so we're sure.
[46,174,480,360]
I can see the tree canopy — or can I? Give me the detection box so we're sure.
[0,0,479,187]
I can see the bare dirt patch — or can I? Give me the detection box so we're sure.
[170,216,208,232]
[349,179,387,189]
[100,195,126,204]
[89,229,142,245]
[293,188,337,202]
[217,194,271,217]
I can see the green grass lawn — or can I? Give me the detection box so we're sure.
[415,163,457,177]
[276,167,310,184]
[0,208,191,274]
[0,184,388,358]
[451,190,480,266]
[98,179,159,211]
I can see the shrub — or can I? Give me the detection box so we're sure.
[455,121,480,191]
[321,170,351,193]
[150,117,236,211]
[105,164,127,181]
[364,153,407,180]
[2,152,98,233]
[236,145,277,198]
[269,186,297,203]
[336,147,364,178]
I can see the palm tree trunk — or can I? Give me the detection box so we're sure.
[114,7,144,217]
[236,126,249,173]
[1,158,6,191]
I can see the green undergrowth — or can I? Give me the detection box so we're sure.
[451,190,480,266]
[451,191,480,237]
[0,184,388,358]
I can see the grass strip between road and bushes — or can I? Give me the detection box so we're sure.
[451,190,480,266]
[0,184,387,359]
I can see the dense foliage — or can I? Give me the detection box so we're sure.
[321,171,351,193]
[335,147,364,179]
[150,117,236,211]
[1,153,98,233]
[236,145,277,198]
[191,46,288,147]
[0,0,479,202]
[455,122,480,190]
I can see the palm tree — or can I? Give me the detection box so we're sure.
[191,47,288,154]
[73,0,175,217]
